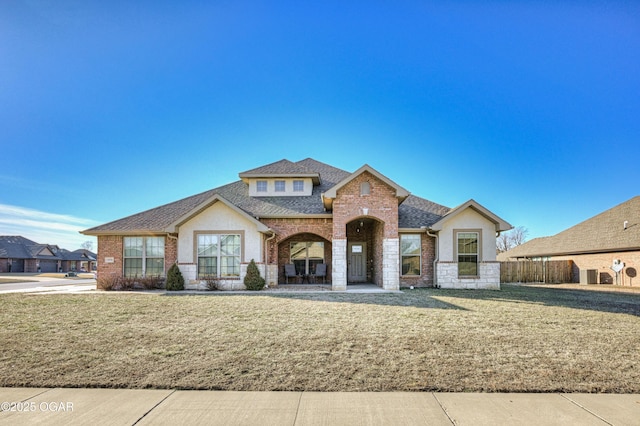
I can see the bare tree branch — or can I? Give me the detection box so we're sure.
[496,226,529,253]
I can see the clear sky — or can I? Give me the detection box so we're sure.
[1,1,639,251]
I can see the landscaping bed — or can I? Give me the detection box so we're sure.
[0,285,638,392]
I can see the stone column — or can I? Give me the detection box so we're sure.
[332,239,347,291]
[382,238,400,291]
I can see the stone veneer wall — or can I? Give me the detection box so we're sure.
[436,261,501,290]
[181,262,270,290]
[332,239,348,290]
[382,238,400,290]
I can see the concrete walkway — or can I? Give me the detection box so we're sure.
[1,388,639,425]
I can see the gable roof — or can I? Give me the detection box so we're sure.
[321,164,410,210]
[72,249,97,261]
[0,236,64,260]
[500,196,640,259]
[430,199,512,232]
[28,244,57,258]
[165,194,270,233]
[82,158,452,235]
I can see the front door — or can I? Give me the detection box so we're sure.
[347,242,367,282]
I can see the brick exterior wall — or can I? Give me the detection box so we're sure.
[332,171,399,239]
[274,232,332,284]
[552,251,640,286]
[97,235,176,279]
[261,218,333,284]
[25,259,37,273]
[332,171,401,289]
[165,236,178,272]
[97,235,123,278]
[400,233,436,288]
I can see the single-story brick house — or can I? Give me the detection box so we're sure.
[498,196,639,286]
[0,235,97,273]
[82,159,511,290]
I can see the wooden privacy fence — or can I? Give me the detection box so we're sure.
[500,260,573,284]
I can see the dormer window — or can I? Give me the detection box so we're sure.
[247,178,314,196]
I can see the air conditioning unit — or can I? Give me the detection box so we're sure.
[579,269,598,284]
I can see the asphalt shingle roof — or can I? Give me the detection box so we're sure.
[500,196,640,258]
[0,236,61,260]
[0,236,37,259]
[83,158,450,234]
[239,159,319,176]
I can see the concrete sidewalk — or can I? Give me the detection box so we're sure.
[1,388,639,425]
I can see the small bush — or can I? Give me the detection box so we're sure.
[139,275,165,290]
[119,276,136,291]
[96,274,119,291]
[166,264,184,291]
[244,259,265,291]
[202,275,220,291]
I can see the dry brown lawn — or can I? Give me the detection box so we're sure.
[1,284,639,392]
[0,278,36,284]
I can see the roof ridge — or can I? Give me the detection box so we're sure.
[239,159,318,176]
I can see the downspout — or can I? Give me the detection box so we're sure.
[264,230,276,288]
[426,229,439,288]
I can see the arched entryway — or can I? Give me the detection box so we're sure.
[345,217,384,287]
[276,232,332,284]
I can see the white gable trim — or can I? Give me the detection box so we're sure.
[430,199,512,232]
[165,194,270,233]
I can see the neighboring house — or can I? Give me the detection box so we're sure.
[0,236,97,273]
[71,249,98,271]
[498,196,640,286]
[59,249,98,272]
[82,159,511,290]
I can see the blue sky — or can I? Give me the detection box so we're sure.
[1,1,639,250]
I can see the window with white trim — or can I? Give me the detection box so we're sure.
[197,234,241,277]
[256,180,267,192]
[457,231,479,276]
[123,236,165,277]
[400,234,421,276]
[275,180,286,192]
[293,180,304,192]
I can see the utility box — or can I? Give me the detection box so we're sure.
[579,269,598,284]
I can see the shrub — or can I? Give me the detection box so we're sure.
[119,276,136,291]
[165,264,184,291]
[96,274,119,291]
[202,275,220,291]
[139,275,165,290]
[243,259,265,291]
